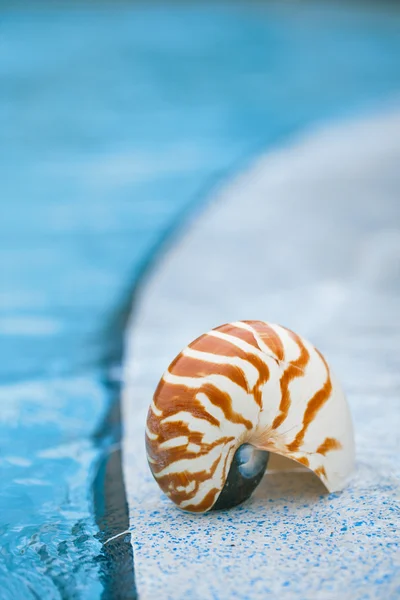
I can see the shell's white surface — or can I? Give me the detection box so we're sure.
[122,109,400,599]
[146,320,355,512]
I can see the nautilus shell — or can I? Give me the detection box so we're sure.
[145,321,355,513]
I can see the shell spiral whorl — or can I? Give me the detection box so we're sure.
[145,321,355,513]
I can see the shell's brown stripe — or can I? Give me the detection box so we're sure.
[314,466,327,479]
[287,350,333,452]
[214,323,261,351]
[156,454,221,489]
[167,483,200,506]
[238,352,270,408]
[189,332,269,407]
[146,411,204,447]
[244,321,285,361]
[146,409,161,435]
[182,487,221,513]
[247,354,270,386]
[154,381,253,432]
[316,437,342,455]
[153,381,220,427]
[169,353,250,393]
[156,470,194,496]
[190,329,260,364]
[252,386,263,408]
[157,347,255,430]
[272,332,310,430]
[190,333,241,357]
[296,456,310,467]
[146,435,235,475]
[211,323,278,410]
[190,333,270,383]
[250,356,270,408]
[156,455,223,506]
[201,382,253,430]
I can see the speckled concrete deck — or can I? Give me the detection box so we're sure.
[122,109,400,599]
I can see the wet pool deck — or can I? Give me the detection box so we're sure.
[123,109,400,599]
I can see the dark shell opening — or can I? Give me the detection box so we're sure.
[212,443,269,511]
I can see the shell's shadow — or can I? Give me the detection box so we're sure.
[251,454,327,504]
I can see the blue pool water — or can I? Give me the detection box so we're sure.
[1,3,400,598]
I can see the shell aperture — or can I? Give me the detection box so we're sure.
[212,444,269,510]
